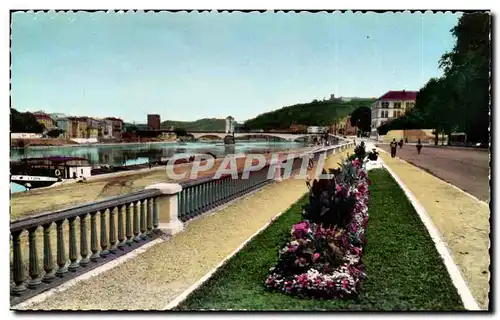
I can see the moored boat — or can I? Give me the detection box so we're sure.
[10,156,92,190]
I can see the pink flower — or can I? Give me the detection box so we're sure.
[342,278,349,289]
[313,252,321,262]
[287,245,298,252]
[292,221,309,238]
[352,159,360,167]
[336,184,342,193]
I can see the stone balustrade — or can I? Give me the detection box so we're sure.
[9,141,354,304]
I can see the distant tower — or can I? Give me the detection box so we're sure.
[225,116,235,134]
[147,114,161,130]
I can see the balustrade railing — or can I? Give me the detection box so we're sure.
[10,188,161,300]
[10,141,354,302]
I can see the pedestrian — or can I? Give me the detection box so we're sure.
[390,139,397,158]
[399,139,404,149]
[416,139,422,154]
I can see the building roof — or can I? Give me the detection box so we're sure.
[33,113,53,120]
[378,90,418,101]
[104,117,123,122]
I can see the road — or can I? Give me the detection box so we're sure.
[378,144,490,202]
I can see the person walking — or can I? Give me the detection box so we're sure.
[416,139,423,155]
[399,139,404,149]
[390,139,398,158]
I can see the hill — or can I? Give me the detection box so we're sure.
[244,98,374,130]
[160,118,243,131]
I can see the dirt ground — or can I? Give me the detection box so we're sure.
[378,144,490,202]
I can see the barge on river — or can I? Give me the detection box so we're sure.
[10,156,92,189]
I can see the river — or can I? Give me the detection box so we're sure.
[10,140,306,193]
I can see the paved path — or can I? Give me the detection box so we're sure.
[378,144,490,202]
[378,150,491,310]
[14,148,354,310]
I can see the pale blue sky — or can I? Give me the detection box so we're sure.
[11,11,460,123]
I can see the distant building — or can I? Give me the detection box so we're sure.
[86,118,100,138]
[370,90,417,138]
[147,114,161,131]
[33,113,56,131]
[104,117,124,139]
[56,118,71,138]
[307,126,329,134]
[67,117,89,138]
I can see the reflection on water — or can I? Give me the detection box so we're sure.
[10,141,305,166]
[10,141,306,193]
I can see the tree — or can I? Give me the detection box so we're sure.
[350,107,371,133]
[10,108,45,133]
[46,129,65,138]
[174,127,187,137]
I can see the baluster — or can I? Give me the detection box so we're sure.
[186,186,194,220]
[55,220,68,277]
[79,214,90,266]
[147,198,154,235]
[117,205,126,248]
[11,230,26,295]
[133,201,141,242]
[42,223,55,282]
[27,227,42,288]
[209,180,215,209]
[193,186,199,216]
[153,197,159,230]
[177,191,184,221]
[68,217,80,271]
[90,212,100,261]
[100,210,109,257]
[140,200,147,239]
[126,203,134,245]
[109,207,117,253]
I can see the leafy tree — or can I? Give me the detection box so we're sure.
[124,124,139,133]
[46,129,65,138]
[174,127,188,137]
[350,107,371,133]
[10,108,45,133]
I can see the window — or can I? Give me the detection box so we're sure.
[394,102,402,109]
[381,101,389,108]
[81,169,84,174]
[380,110,388,118]
[406,102,415,109]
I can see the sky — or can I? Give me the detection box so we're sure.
[11,11,461,123]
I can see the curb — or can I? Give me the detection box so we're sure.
[377,148,489,206]
[377,153,481,311]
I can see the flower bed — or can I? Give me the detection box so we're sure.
[265,157,370,299]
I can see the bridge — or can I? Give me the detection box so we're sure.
[137,129,344,142]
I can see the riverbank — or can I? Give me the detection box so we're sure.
[10,145,316,220]
[10,138,179,149]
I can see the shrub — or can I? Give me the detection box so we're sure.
[353,141,366,160]
[265,157,370,299]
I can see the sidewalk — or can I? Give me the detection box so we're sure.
[378,151,490,310]
[15,148,354,310]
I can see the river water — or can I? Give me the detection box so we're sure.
[10,140,306,193]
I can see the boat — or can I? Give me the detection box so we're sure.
[10,156,92,190]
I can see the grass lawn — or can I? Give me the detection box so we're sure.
[175,169,464,311]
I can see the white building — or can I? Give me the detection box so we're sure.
[307,126,329,134]
[225,116,235,134]
[370,90,417,138]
